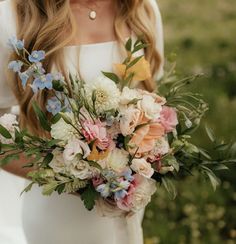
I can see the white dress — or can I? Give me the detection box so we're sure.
[0,0,164,244]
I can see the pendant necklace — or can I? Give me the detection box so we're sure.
[89,9,97,20]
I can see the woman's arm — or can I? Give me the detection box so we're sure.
[1,153,33,179]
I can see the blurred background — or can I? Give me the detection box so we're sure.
[143,0,236,243]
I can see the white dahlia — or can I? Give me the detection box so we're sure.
[85,76,120,114]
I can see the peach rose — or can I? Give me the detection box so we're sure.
[128,121,165,155]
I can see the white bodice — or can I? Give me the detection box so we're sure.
[0,0,164,243]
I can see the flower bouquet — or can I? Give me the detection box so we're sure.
[0,37,235,214]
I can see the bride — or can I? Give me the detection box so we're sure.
[0,0,164,243]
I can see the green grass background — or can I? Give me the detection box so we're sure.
[143,0,236,243]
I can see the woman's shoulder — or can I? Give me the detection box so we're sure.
[0,0,16,45]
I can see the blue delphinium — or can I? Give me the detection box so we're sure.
[29,62,46,77]
[31,73,53,93]
[19,72,30,88]
[29,50,45,63]
[46,97,62,115]
[8,60,23,72]
[96,184,111,198]
[122,168,134,182]
[114,189,128,201]
[8,37,24,50]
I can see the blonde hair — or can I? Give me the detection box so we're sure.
[10,0,161,135]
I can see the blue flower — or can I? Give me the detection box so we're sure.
[46,97,62,115]
[29,50,45,63]
[122,168,134,182]
[96,184,111,198]
[30,62,46,77]
[8,37,24,50]
[31,73,53,93]
[19,72,29,88]
[119,180,130,190]
[8,60,23,72]
[114,189,127,201]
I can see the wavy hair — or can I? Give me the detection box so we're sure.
[9,0,161,135]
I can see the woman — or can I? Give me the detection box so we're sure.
[0,0,164,243]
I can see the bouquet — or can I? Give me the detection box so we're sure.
[0,37,235,214]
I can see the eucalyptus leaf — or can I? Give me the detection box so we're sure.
[42,181,58,196]
[102,72,119,83]
[162,177,177,200]
[0,124,12,139]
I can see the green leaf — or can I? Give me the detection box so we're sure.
[80,184,99,211]
[163,155,180,172]
[88,160,103,170]
[162,177,177,200]
[41,153,54,167]
[207,171,220,191]
[51,113,61,124]
[56,183,65,195]
[0,124,12,139]
[125,38,132,52]
[20,182,34,196]
[205,125,216,142]
[214,164,229,171]
[46,139,61,147]
[32,102,51,132]
[102,72,119,83]
[42,181,58,196]
[127,55,143,69]
[132,43,148,53]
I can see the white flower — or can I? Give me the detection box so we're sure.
[152,137,170,156]
[85,76,121,114]
[51,112,78,144]
[119,87,142,105]
[119,106,142,136]
[63,138,91,161]
[49,149,67,174]
[106,148,129,173]
[138,94,162,120]
[130,158,154,178]
[0,113,18,143]
[132,176,156,212]
[68,160,92,179]
[131,158,154,178]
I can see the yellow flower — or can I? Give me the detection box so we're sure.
[87,144,109,161]
[114,56,151,82]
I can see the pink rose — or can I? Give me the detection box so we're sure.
[116,174,156,212]
[82,120,110,150]
[159,106,178,133]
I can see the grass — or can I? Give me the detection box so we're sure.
[143,0,236,243]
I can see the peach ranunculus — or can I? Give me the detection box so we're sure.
[128,120,165,155]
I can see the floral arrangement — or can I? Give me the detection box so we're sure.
[0,37,235,214]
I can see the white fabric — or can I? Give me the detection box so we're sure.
[0,0,164,243]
